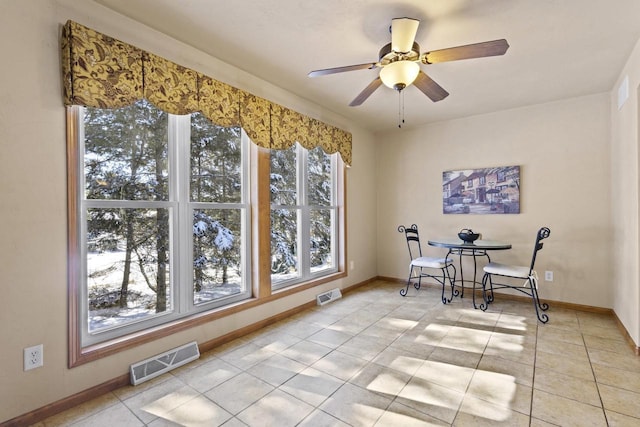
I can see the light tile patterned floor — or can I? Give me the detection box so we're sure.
[34,280,640,426]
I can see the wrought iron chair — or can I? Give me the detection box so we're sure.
[480,227,551,323]
[398,224,457,303]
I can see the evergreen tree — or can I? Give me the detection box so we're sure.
[190,113,242,301]
[84,99,169,313]
[307,147,332,269]
[270,146,298,276]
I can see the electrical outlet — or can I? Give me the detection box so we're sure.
[349,260,355,270]
[544,271,553,282]
[24,344,43,371]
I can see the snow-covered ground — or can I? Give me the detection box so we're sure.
[87,250,241,331]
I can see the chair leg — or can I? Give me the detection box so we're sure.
[529,276,550,323]
[479,273,491,311]
[439,268,448,304]
[400,266,414,297]
[439,263,459,304]
[485,274,495,304]
[415,267,423,290]
[448,264,459,298]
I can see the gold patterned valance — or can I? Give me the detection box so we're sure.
[198,74,241,127]
[240,92,271,148]
[144,52,199,115]
[271,103,313,151]
[61,20,352,165]
[61,20,143,108]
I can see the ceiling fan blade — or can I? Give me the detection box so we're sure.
[413,71,449,102]
[391,17,420,53]
[423,39,509,64]
[308,62,377,77]
[349,77,383,106]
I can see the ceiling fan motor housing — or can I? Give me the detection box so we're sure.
[378,42,421,65]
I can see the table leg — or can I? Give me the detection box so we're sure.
[457,249,465,298]
[447,249,460,299]
[472,251,492,309]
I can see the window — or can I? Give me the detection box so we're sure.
[188,112,249,307]
[77,100,250,346]
[70,100,345,358]
[270,144,338,289]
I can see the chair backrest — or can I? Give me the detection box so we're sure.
[398,224,423,261]
[529,227,551,273]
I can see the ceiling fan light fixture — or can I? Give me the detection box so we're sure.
[379,60,420,91]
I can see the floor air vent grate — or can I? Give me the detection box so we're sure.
[316,288,342,306]
[130,341,200,385]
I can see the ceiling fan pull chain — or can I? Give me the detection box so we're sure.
[398,91,401,128]
[398,90,406,128]
[402,90,406,126]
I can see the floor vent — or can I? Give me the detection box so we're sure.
[316,288,342,306]
[130,341,200,386]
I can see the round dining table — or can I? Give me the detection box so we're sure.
[427,238,512,308]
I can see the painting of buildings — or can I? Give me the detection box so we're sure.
[443,166,520,214]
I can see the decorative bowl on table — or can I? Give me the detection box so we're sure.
[458,228,480,244]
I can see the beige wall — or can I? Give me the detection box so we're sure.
[375,93,613,308]
[2,0,639,422]
[0,0,378,422]
[611,38,640,346]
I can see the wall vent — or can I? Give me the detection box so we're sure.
[316,288,342,306]
[130,341,200,386]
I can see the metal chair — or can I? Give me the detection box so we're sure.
[480,227,551,323]
[398,224,457,303]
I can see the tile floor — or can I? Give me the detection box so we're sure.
[34,280,640,426]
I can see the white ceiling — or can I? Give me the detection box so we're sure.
[95,0,640,131]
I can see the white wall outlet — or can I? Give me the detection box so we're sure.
[349,260,354,270]
[24,344,43,371]
[544,271,553,282]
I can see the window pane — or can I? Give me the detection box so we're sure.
[310,208,333,272]
[193,209,244,304]
[308,147,332,206]
[271,208,299,282]
[87,207,171,332]
[270,145,297,205]
[190,113,242,203]
[84,100,169,201]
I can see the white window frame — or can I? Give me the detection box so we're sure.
[76,106,251,347]
[271,143,339,290]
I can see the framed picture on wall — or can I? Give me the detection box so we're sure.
[443,165,520,214]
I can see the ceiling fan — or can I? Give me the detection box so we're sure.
[308,17,509,107]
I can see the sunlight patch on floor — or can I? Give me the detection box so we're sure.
[364,370,413,395]
[142,388,200,419]
[438,326,493,353]
[369,360,519,423]
[382,354,426,375]
[416,323,453,346]
[497,313,530,331]
[486,331,526,353]
[414,360,475,392]
[360,312,527,424]
[467,369,518,408]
